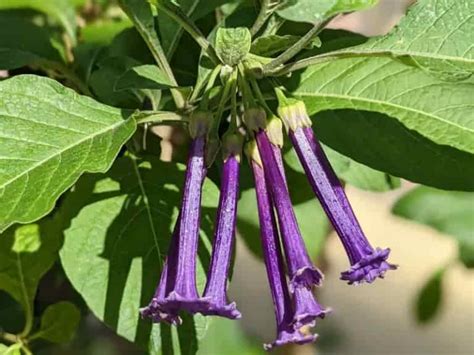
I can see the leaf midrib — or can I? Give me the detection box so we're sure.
[295,91,474,135]
[337,48,474,65]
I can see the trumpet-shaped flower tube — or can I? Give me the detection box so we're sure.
[279,101,396,285]
[251,158,317,350]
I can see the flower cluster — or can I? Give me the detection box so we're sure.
[141,73,396,350]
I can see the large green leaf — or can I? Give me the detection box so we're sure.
[0,16,63,70]
[392,186,474,243]
[0,0,77,44]
[285,144,400,192]
[277,0,378,24]
[336,0,474,80]
[287,56,474,155]
[311,110,474,191]
[393,187,474,268]
[0,75,136,232]
[59,156,220,353]
[0,223,62,329]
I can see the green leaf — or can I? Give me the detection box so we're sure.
[312,110,474,191]
[237,164,329,259]
[0,0,77,44]
[198,318,262,355]
[115,64,175,91]
[81,19,133,45]
[0,16,63,70]
[459,241,474,269]
[287,56,474,155]
[0,223,62,329]
[284,145,400,192]
[251,34,320,57]
[59,156,220,353]
[0,344,21,355]
[393,186,474,268]
[337,0,474,80]
[277,0,378,24]
[89,56,147,108]
[415,268,445,323]
[393,186,474,243]
[0,75,137,232]
[215,27,251,66]
[34,301,81,343]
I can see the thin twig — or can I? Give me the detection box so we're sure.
[263,18,333,73]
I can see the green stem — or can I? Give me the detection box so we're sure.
[134,111,187,125]
[0,331,17,344]
[250,0,271,36]
[249,78,272,113]
[118,0,185,109]
[263,18,332,73]
[200,65,223,110]
[267,50,394,76]
[210,70,237,138]
[237,64,256,108]
[230,73,239,130]
[154,1,220,65]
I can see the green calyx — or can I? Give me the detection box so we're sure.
[244,139,262,167]
[266,115,284,147]
[243,107,267,132]
[222,132,244,162]
[276,88,312,131]
[189,111,213,138]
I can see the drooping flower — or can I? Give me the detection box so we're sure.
[249,150,317,350]
[244,108,323,290]
[150,112,213,315]
[200,134,243,319]
[140,215,182,325]
[278,99,397,285]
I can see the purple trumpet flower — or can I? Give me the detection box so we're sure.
[278,100,396,285]
[200,135,242,319]
[151,112,215,314]
[251,156,317,350]
[156,136,210,312]
[254,126,323,290]
[140,216,182,325]
[266,135,330,328]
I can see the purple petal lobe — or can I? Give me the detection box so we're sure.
[340,247,397,285]
[256,131,322,289]
[292,287,330,329]
[264,329,317,351]
[289,126,396,284]
[200,155,241,319]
